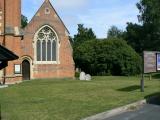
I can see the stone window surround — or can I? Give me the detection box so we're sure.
[33,25,60,64]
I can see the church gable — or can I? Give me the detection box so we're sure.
[25,0,69,36]
[21,0,74,78]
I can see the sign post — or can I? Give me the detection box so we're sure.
[141,73,144,92]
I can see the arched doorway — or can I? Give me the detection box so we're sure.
[22,60,30,80]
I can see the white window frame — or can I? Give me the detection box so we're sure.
[34,25,60,64]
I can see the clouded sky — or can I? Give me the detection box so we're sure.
[22,0,140,38]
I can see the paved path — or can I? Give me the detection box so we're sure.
[104,104,160,120]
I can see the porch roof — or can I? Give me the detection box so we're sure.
[0,45,19,61]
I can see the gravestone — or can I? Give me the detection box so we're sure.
[79,72,86,80]
[85,74,91,81]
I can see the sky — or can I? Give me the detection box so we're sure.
[22,0,140,38]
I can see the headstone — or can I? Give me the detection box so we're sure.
[79,72,86,80]
[85,74,91,81]
[76,68,79,72]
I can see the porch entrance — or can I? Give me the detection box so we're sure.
[22,60,30,80]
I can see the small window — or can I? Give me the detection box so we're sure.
[45,8,50,14]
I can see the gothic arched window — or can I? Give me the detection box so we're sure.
[35,26,58,62]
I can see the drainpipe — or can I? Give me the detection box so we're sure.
[2,0,6,84]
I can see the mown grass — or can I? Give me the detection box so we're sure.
[0,76,159,120]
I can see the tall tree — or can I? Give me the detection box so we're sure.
[124,23,145,54]
[21,14,28,28]
[107,26,123,39]
[124,0,160,54]
[136,0,160,51]
[137,0,160,25]
[73,24,96,69]
[73,24,96,45]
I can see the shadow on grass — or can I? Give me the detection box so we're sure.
[145,92,160,105]
[152,73,160,79]
[117,85,147,92]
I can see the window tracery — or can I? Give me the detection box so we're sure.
[36,26,57,62]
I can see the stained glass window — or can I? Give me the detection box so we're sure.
[52,40,56,61]
[42,40,46,61]
[37,40,41,61]
[36,26,58,62]
[47,40,51,61]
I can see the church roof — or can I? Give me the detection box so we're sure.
[0,45,19,61]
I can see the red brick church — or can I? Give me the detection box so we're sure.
[0,0,75,84]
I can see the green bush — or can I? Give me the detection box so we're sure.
[75,72,80,78]
[74,38,142,76]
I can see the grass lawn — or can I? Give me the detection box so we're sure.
[0,76,160,120]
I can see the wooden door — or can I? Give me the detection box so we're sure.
[22,60,30,80]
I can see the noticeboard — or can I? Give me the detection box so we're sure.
[142,51,160,92]
[14,64,21,74]
[157,53,160,71]
[143,51,157,73]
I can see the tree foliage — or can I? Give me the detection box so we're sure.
[21,14,28,28]
[137,0,160,50]
[107,26,123,39]
[73,24,97,72]
[137,0,160,25]
[73,24,96,45]
[125,0,160,54]
[124,23,145,54]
